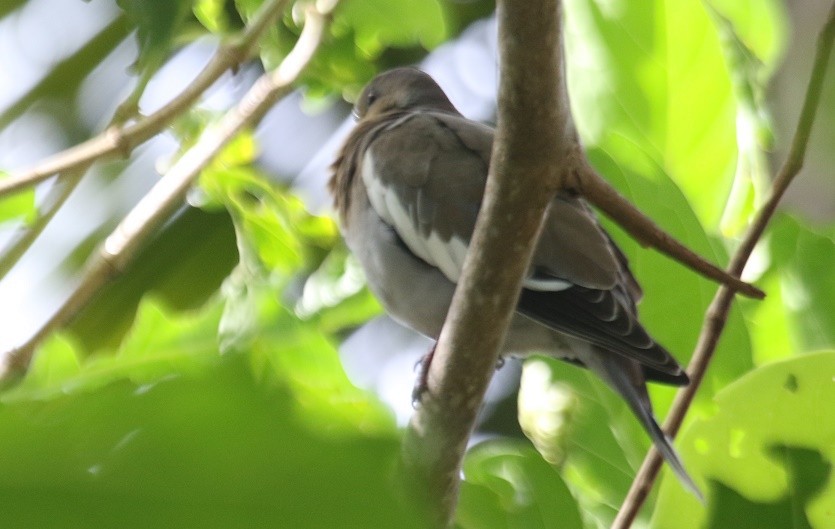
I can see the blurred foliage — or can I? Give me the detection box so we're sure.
[0,299,419,529]
[653,351,835,529]
[564,0,786,230]
[117,0,193,74]
[456,441,585,529]
[1,0,835,528]
[66,207,238,354]
[0,172,34,225]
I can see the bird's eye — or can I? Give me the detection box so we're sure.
[366,90,378,108]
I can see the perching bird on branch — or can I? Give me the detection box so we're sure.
[329,67,699,497]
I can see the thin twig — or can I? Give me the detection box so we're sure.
[0,0,291,199]
[0,168,86,280]
[572,159,765,299]
[401,0,567,526]
[612,3,835,527]
[0,1,336,380]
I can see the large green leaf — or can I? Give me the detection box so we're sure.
[564,0,785,230]
[456,441,584,529]
[67,207,239,353]
[0,293,416,528]
[0,360,417,528]
[652,351,835,529]
[767,214,835,353]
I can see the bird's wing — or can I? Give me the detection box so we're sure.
[361,112,618,291]
[518,284,687,383]
[524,189,685,380]
[531,195,621,291]
[360,111,492,284]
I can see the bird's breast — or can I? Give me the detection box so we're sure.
[344,185,455,339]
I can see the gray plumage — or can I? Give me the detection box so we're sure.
[329,67,700,497]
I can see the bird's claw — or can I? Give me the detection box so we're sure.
[411,344,437,408]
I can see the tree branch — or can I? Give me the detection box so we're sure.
[570,158,765,299]
[612,3,835,527]
[401,0,568,526]
[0,168,85,280]
[0,1,336,381]
[0,0,291,199]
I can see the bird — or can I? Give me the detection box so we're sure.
[329,67,700,497]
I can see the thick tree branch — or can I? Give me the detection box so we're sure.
[0,2,336,381]
[401,1,567,526]
[613,3,835,527]
[0,0,291,199]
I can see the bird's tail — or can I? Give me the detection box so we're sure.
[586,349,704,501]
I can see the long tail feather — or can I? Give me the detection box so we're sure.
[585,348,704,501]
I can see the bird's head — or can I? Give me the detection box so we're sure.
[353,68,458,120]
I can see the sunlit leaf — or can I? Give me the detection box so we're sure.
[0,171,35,225]
[767,214,835,352]
[194,0,229,34]
[653,352,835,529]
[333,0,447,55]
[564,0,785,230]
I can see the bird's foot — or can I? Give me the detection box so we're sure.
[411,344,437,408]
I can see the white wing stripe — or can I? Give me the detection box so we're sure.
[523,277,572,291]
[363,149,571,292]
[363,149,468,283]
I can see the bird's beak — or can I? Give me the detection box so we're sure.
[351,108,361,121]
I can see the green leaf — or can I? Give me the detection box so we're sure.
[253,0,450,98]
[0,171,35,225]
[117,0,193,73]
[67,208,238,353]
[707,0,788,66]
[333,0,448,55]
[457,441,584,529]
[564,0,785,230]
[194,0,229,34]
[765,214,835,353]
[0,354,419,528]
[7,296,224,402]
[199,143,337,278]
[707,1,786,235]
[652,351,835,529]
[0,272,416,527]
